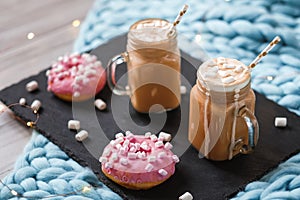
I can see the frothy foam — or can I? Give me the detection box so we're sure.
[130,19,171,43]
[198,57,250,92]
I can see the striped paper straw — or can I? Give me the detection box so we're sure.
[249,36,281,68]
[168,4,189,36]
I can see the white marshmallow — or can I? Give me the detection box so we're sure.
[145,132,152,138]
[158,152,166,159]
[172,155,180,163]
[26,80,39,92]
[115,132,124,138]
[103,148,111,157]
[75,130,88,142]
[180,86,187,94]
[120,158,128,165]
[217,57,226,64]
[145,163,154,172]
[104,162,113,169]
[94,99,106,111]
[68,120,80,130]
[223,64,235,69]
[179,192,193,200]
[158,169,168,176]
[30,100,41,112]
[275,117,287,127]
[148,155,156,163]
[115,137,124,144]
[19,98,26,105]
[99,157,108,163]
[158,132,172,142]
[150,134,158,142]
[222,76,235,84]
[164,142,173,150]
[155,141,164,148]
[111,152,118,162]
[218,70,231,77]
[128,152,137,159]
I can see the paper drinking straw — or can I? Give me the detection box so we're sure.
[168,4,189,36]
[248,36,281,68]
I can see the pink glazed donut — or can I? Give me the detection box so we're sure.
[99,132,179,190]
[46,53,106,102]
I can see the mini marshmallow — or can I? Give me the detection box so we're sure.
[172,155,180,163]
[94,99,107,111]
[73,91,80,97]
[155,141,164,148]
[125,131,132,136]
[218,70,231,77]
[222,76,235,84]
[223,64,235,69]
[275,117,287,127]
[99,157,108,163]
[104,162,113,169]
[158,169,168,176]
[103,148,111,157]
[145,163,154,172]
[26,80,39,92]
[148,155,156,163]
[158,132,172,142]
[115,137,124,144]
[123,139,130,147]
[111,152,118,162]
[180,86,187,94]
[115,132,124,138]
[158,151,166,159]
[129,146,136,152]
[75,130,88,142]
[217,57,226,64]
[137,151,146,159]
[234,65,244,73]
[140,143,150,151]
[145,132,152,138]
[120,158,128,165]
[19,98,26,105]
[115,143,122,150]
[119,147,127,155]
[68,120,80,130]
[179,192,193,200]
[128,152,137,159]
[150,134,158,142]
[210,66,219,72]
[164,142,173,150]
[31,100,41,112]
[204,72,217,79]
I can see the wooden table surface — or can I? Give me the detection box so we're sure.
[0,0,93,179]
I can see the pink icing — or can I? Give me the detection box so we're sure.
[101,134,178,185]
[47,53,106,97]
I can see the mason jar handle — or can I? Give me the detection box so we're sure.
[107,52,130,96]
[235,105,259,154]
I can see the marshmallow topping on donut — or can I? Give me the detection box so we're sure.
[100,131,179,190]
[46,53,106,102]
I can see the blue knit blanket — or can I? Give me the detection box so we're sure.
[1,0,300,199]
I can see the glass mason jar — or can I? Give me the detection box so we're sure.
[188,58,259,161]
[107,18,181,113]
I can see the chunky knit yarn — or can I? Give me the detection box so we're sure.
[0,131,122,200]
[1,0,300,199]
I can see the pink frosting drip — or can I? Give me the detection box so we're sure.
[47,53,106,96]
[101,134,178,185]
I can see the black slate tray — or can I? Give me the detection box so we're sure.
[1,35,300,200]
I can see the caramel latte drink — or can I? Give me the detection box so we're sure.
[107,19,181,113]
[188,57,259,161]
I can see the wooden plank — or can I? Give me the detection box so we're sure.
[0,0,93,179]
